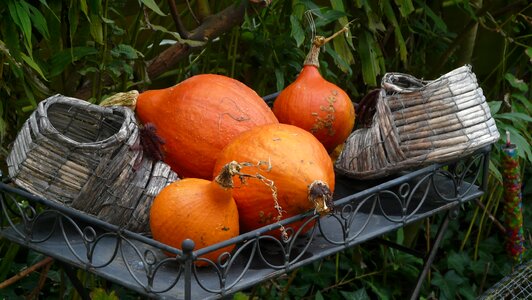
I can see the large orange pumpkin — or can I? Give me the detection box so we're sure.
[136,74,278,179]
[273,35,355,152]
[213,124,335,236]
[149,162,241,265]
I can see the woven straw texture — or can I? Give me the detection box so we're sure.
[336,65,500,179]
[7,94,178,232]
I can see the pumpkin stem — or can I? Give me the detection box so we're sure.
[308,180,333,216]
[217,160,289,241]
[99,90,139,109]
[303,24,350,68]
[214,161,242,189]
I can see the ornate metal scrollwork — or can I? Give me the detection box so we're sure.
[0,148,489,299]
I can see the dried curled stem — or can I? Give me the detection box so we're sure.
[214,160,288,241]
[304,23,351,67]
[308,180,333,215]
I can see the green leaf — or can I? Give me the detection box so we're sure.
[20,52,47,80]
[140,0,166,16]
[511,93,531,110]
[526,47,532,62]
[326,43,352,74]
[90,288,119,300]
[315,290,325,300]
[394,0,415,17]
[432,270,465,299]
[146,24,208,47]
[111,44,141,59]
[275,68,285,92]
[505,126,532,162]
[458,284,476,300]
[28,4,50,40]
[38,0,60,21]
[69,0,80,47]
[89,13,104,44]
[416,0,447,32]
[8,0,33,54]
[340,289,371,300]
[329,0,355,71]
[488,101,502,114]
[49,47,99,77]
[447,251,470,276]
[0,243,20,281]
[358,30,380,86]
[383,0,407,64]
[232,292,249,300]
[78,66,99,76]
[80,0,89,19]
[365,281,390,300]
[496,112,532,123]
[488,159,503,183]
[504,73,528,92]
[290,15,305,47]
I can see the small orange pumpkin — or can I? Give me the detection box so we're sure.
[273,32,355,153]
[136,74,278,179]
[149,162,241,265]
[213,124,335,236]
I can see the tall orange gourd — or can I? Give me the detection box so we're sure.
[135,74,278,179]
[149,162,241,265]
[213,124,335,236]
[273,29,355,153]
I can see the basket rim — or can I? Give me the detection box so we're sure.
[36,94,137,149]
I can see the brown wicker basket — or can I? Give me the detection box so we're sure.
[6,94,178,232]
[335,65,500,179]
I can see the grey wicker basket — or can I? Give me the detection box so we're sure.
[6,94,178,232]
[336,65,500,179]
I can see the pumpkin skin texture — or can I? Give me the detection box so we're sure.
[272,41,355,153]
[149,164,240,266]
[136,74,278,179]
[213,124,335,236]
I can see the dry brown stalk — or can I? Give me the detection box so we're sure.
[0,257,54,290]
[26,258,54,300]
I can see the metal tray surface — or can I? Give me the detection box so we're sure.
[0,147,490,299]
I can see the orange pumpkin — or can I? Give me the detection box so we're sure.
[136,74,278,179]
[273,35,355,152]
[149,162,241,265]
[213,124,335,236]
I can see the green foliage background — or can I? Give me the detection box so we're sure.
[0,0,530,299]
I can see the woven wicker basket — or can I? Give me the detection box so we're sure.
[6,94,178,232]
[335,65,500,179]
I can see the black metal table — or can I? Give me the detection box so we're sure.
[0,146,490,300]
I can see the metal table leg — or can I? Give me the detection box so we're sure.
[410,208,458,300]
